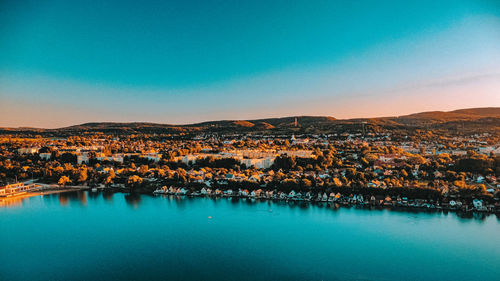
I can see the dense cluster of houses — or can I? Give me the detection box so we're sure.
[1,131,499,212]
[152,186,497,212]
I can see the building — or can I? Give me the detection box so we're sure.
[39,153,52,160]
[278,150,314,158]
[240,157,275,169]
[0,183,41,197]
[77,154,90,164]
[18,147,39,154]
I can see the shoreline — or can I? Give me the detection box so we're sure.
[146,191,500,216]
[0,187,87,207]
[93,185,500,215]
[3,186,499,217]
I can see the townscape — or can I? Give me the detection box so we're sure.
[1,114,499,215]
[3,2,500,280]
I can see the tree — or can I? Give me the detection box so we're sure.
[410,155,426,165]
[77,169,88,183]
[139,165,149,176]
[104,175,114,186]
[401,169,408,178]
[301,179,312,187]
[273,155,295,171]
[58,176,70,187]
[127,175,143,190]
[333,177,342,187]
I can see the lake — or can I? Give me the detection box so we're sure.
[1,191,499,281]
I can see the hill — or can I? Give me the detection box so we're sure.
[1,107,498,136]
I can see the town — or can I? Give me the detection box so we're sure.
[1,126,499,214]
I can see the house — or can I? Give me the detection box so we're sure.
[153,186,168,194]
[239,189,248,197]
[353,194,364,202]
[322,193,328,202]
[383,196,393,206]
[279,192,287,200]
[305,191,312,200]
[473,199,483,210]
[254,189,263,197]
[249,175,261,182]
[265,190,274,199]
[39,153,52,160]
[295,192,303,200]
[328,193,335,202]
[316,193,322,201]
[318,173,329,179]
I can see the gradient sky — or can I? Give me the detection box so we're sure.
[1,0,500,128]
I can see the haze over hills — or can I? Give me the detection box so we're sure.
[1,107,499,135]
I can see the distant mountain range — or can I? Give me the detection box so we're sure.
[2,107,499,135]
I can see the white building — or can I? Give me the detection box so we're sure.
[240,157,275,169]
[39,153,51,160]
[18,147,39,154]
[77,154,90,164]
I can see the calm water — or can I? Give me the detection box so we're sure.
[1,191,499,281]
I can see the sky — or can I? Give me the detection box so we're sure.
[1,0,500,128]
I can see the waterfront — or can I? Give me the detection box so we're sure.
[1,191,500,281]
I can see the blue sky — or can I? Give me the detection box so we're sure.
[1,0,499,127]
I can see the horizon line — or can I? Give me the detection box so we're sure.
[3,106,498,130]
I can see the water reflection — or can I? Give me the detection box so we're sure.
[0,196,24,207]
[456,211,488,221]
[169,195,188,209]
[58,191,87,207]
[328,203,340,211]
[88,190,100,200]
[2,190,499,223]
[124,193,142,208]
[102,191,114,202]
[58,194,69,206]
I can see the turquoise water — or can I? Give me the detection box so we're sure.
[1,191,499,281]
